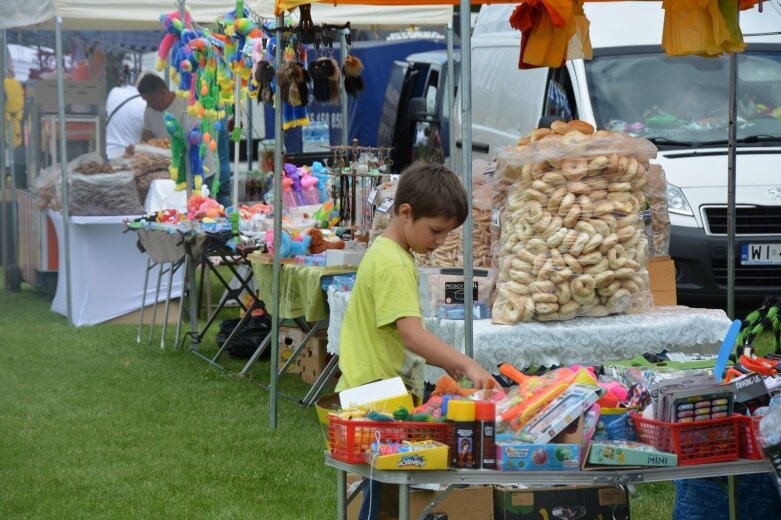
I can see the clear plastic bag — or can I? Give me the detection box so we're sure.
[491,125,657,324]
[647,164,671,257]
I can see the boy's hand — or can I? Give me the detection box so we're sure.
[463,359,495,390]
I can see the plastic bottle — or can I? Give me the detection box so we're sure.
[474,400,496,470]
[446,399,477,469]
[302,120,330,153]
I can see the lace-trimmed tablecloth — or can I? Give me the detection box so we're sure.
[326,287,732,383]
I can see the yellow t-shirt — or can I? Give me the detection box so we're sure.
[335,236,424,395]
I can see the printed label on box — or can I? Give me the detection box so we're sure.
[444,281,478,304]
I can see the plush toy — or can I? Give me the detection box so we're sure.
[165,113,187,190]
[342,55,365,98]
[4,79,24,147]
[308,228,345,254]
[265,229,312,258]
[309,57,340,103]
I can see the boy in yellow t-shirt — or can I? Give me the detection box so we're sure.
[337,162,493,520]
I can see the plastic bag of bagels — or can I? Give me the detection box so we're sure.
[491,120,657,324]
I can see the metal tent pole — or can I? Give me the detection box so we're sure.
[246,97,253,171]
[727,52,738,321]
[446,23,456,176]
[55,17,73,325]
[340,29,349,146]
[233,71,241,209]
[0,29,7,284]
[459,1,474,358]
[270,13,285,430]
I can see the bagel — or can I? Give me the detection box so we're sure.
[567,181,592,195]
[594,270,616,289]
[583,233,604,254]
[562,204,583,228]
[530,127,554,142]
[517,248,537,264]
[530,280,556,294]
[569,119,595,135]
[515,295,537,322]
[585,304,610,317]
[617,225,635,243]
[557,193,577,216]
[556,281,572,305]
[531,211,553,233]
[562,159,589,181]
[542,172,567,187]
[541,215,564,239]
[571,274,596,299]
[546,227,569,248]
[549,248,565,269]
[598,280,621,297]
[607,288,632,313]
[550,267,574,284]
[590,189,608,201]
[617,214,640,228]
[492,298,521,324]
[505,280,531,295]
[547,187,568,213]
[608,182,632,193]
[559,300,581,316]
[584,258,610,275]
[559,229,580,253]
[511,257,533,273]
[569,232,590,257]
[526,188,548,203]
[578,195,594,219]
[614,267,636,279]
[598,233,620,254]
[532,179,554,194]
[563,253,584,274]
[578,251,603,266]
[535,301,560,315]
[527,238,548,254]
[532,292,558,304]
[598,214,618,233]
[532,253,548,275]
[575,221,597,236]
[589,219,611,237]
[537,259,555,281]
[551,120,573,135]
[608,246,629,269]
[621,279,641,294]
[588,155,609,173]
[630,175,649,190]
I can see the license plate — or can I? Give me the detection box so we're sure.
[740,243,781,265]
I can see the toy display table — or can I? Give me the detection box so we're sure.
[324,453,773,520]
[327,287,733,382]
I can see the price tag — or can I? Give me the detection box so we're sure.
[491,209,500,227]
[376,198,395,214]
[367,187,379,205]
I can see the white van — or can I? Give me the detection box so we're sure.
[457,2,781,311]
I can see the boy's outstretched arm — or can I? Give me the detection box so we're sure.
[396,317,494,389]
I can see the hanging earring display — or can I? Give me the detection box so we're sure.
[343,55,364,97]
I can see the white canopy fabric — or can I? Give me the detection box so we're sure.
[253,0,453,28]
[0,0,453,31]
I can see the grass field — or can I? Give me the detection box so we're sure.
[10,266,772,519]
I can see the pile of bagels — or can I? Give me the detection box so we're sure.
[491,119,658,324]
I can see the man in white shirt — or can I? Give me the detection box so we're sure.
[137,74,188,141]
[105,84,146,159]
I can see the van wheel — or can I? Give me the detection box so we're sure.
[5,264,22,292]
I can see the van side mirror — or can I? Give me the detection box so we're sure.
[409,97,435,122]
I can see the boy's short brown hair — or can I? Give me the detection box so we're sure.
[394,161,468,225]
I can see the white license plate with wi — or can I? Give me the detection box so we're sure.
[740,243,781,265]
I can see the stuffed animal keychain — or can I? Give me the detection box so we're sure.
[309,57,340,103]
[342,55,364,97]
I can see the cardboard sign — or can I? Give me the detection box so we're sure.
[445,281,478,304]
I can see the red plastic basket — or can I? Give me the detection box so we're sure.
[328,416,449,464]
[633,415,740,465]
[737,415,766,460]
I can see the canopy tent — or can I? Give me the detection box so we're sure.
[253,0,453,28]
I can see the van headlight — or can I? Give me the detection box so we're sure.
[666,184,693,216]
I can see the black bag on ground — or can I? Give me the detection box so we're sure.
[216,311,273,359]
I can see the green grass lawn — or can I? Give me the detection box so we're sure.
[14,266,776,519]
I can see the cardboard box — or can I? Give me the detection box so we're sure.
[326,249,366,267]
[294,332,330,384]
[494,485,630,520]
[347,482,493,520]
[586,440,677,467]
[277,326,305,375]
[338,377,414,413]
[647,256,677,306]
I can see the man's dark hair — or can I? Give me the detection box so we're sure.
[394,161,468,226]
[137,74,167,96]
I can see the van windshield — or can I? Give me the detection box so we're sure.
[585,49,781,147]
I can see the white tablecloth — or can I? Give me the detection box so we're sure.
[326,287,732,383]
[49,211,183,327]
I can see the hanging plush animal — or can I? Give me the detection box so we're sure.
[309,57,340,103]
[283,61,310,107]
[342,55,364,97]
[254,61,275,104]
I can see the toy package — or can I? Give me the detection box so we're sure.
[586,439,678,467]
[517,384,600,444]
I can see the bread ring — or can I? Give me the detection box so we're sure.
[532,253,548,275]
[620,157,639,181]
[537,259,555,281]
[598,214,618,233]
[590,189,608,202]
[505,280,531,295]
[557,193,577,217]
[584,258,610,275]
[607,288,632,313]
[630,175,649,191]
[569,119,595,134]
[511,257,533,273]
[621,279,641,294]
[570,232,590,257]
[507,191,525,211]
[579,251,603,266]
[516,136,531,146]
[629,273,647,290]
[608,246,629,269]
[492,298,521,325]
[532,179,554,194]
[556,282,572,305]
[517,248,537,264]
[526,189,548,203]
[583,233,604,254]
[599,233,620,254]
[571,275,596,305]
[591,200,614,218]
[588,156,608,174]
[617,225,635,243]
[542,172,566,187]
[589,219,611,237]
[585,304,610,317]
[561,132,590,152]
[563,253,584,274]
[617,214,640,228]
[562,159,589,181]
[523,200,543,222]
[595,270,615,289]
[567,181,592,195]
[605,154,620,175]
[587,177,610,191]
[546,227,569,248]
[498,270,510,282]
[531,128,554,142]
[574,221,596,235]
[531,211,553,233]
[515,296,537,322]
[614,267,636,279]
[616,156,629,175]
[541,216,564,239]
[536,311,563,322]
[559,229,580,253]
[533,292,558,304]
[530,280,556,294]
[560,300,581,317]
[547,187,568,214]
[535,301,560,315]
[551,120,573,135]
[562,204,582,228]
[598,280,621,297]
[551,267,574,284]
[577,195,594,220]
[622,258,641,271]
[608,182,632,193]
[527,238,548,255]
[549,248,565,268]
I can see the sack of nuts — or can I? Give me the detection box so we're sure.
[491,120,657,324]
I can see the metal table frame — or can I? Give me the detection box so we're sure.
[325,454,772,520]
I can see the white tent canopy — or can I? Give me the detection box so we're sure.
[1,0,453,31]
